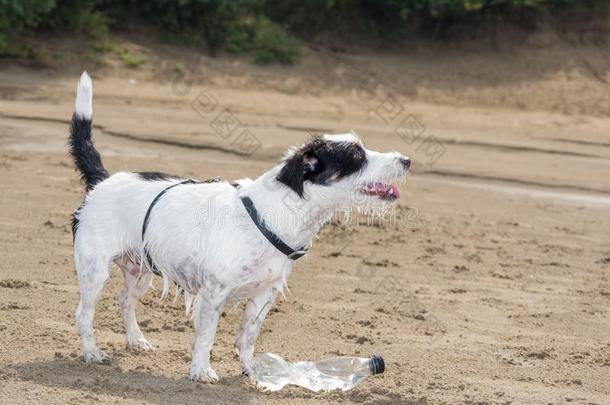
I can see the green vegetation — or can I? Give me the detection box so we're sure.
[251,17,301,64]
[107,43,145,68]
[264,0,609,41]
[0,0,55,56]
[1,0,607,64]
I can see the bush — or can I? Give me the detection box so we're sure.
[0,0,301,63]
[0,0,107,57]
[0,0,56,56]
[41,0,108,39]
[252,17,300,64]
[264,0,609,40]
[1,0,608,61]
[125,0,300,63]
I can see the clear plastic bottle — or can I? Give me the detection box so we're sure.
[248,353,385,392]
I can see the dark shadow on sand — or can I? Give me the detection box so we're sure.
[11,359,258,405]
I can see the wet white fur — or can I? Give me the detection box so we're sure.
[72,77,410,382]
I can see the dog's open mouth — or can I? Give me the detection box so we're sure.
[359,182,400,201]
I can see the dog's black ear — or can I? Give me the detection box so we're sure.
[277,152,306,197]
[276,150,320,198]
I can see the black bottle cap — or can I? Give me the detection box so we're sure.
[369,355,385,375]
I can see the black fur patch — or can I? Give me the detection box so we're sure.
[71,213,79,243]
[276,137,367,197]
[137,171,182,181]
[71,200,86,242]
[69,114,109,191]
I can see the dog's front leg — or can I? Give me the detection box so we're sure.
[189,285,230,383]
[235,288,276,375]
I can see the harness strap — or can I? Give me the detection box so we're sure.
[142,178,219,275]
[240,196,308,260]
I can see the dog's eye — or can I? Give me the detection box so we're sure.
[353,147,365,160]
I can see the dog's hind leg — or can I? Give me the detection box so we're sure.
[74,252,112,364]
[117,256,154,351]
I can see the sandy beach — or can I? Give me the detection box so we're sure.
[0,41,609,403]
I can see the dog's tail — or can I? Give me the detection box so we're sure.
[69,71,108,191]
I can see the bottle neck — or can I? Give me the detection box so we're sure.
[368,355,385,375]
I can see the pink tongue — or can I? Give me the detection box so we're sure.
[390,184,400,198]
[374,183,386,193]
[371,183,400,198]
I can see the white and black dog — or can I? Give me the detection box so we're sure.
[69,72,410,382]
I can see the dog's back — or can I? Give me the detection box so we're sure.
[68,74,248,284]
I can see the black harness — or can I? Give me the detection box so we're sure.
[142,178,307,275]
[240,196,308,260]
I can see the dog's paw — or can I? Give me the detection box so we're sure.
[240,366,252,377]
[239,358,253,377]
[189,366,219,383]
[127,337,155,352]
[83,349,111,364]
[238,354,254,377]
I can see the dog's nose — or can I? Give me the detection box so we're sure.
[398,157,411,170]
